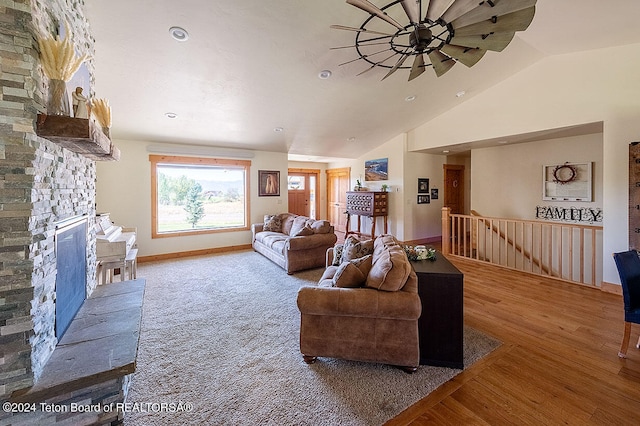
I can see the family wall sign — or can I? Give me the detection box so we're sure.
[535,206,602,223]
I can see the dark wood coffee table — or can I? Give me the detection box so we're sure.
[411,253,464,369]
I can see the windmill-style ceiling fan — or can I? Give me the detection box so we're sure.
[332,0,537,81]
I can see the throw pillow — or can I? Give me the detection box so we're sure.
[289,216,308,237]
[293,224,314,237]
[341,236,374,263]
[332,261,366,288]
[263,215,282,232]
[309,220,331,234]
[280,214,296,235]
[331,244,344,266]
[351,254,373,277]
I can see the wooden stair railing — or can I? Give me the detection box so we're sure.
[441,207,603,287]
[470,210,551,275]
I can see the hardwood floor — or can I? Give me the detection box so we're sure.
[387,254,640,426]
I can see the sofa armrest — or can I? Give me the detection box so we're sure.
[297,286,421,320]
[286,233,337,251]
[251,223,264,240]
[326,247,335,267]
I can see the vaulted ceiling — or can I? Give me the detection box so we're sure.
[85,0,640,161]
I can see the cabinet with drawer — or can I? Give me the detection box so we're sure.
[345,191,388,238]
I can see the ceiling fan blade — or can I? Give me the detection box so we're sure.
[330,25,395,37]
[453,6,536,37]
[382,50,411,80]
[450,32,515,52]
[331,40,391,50]
[441,0,484,23]
[426,0,455,22]
[427,49,455,77]
[453,0,537,29]
[440,44,486,67]
[357,52,399,76]
[400,0,421,24]
[346,0,404,30]
[408,53,425,81]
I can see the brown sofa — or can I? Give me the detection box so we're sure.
[296,235,421,371]
[252,213,337,274]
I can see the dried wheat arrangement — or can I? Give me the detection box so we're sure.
[37,25,87,81]
[91,98,112,128]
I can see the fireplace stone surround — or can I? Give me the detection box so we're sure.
[1,1,141,424]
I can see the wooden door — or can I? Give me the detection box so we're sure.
[287,169,319,218]
[444,164,465,214]
[326,167,350,235]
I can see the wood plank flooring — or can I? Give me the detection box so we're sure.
[387,254,640,426]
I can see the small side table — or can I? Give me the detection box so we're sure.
[411,253,464,369]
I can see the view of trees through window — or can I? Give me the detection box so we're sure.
[152,158,248,235]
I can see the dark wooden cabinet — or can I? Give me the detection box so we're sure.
[345,191,388,238]
[411,254,464,369]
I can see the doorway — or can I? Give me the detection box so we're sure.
[288,169,319,219]
[443,164,465,214]
[326,167,350,237]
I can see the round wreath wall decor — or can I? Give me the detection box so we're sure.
[552,163,578,185]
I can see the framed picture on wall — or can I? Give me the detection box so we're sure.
[542,162,592,201]
[364,158,388,181]
[258,170,280,196]
[417,194,430,204]
[418,178,429,193]
[431,188,439,200]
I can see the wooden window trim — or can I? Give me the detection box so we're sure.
[150,155,251,238]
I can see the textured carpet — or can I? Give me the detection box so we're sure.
[125,250,500,426]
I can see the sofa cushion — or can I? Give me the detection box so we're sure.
[263,214,282,232]
[333,261,366,288]
[280,213,297,235]
[255,231,288,250]
[292,224,314,237]
[309,219,332,234]
[365,246,411,292]
[289,216,309,237]
[341,236,374,263]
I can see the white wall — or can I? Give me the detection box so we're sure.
[96,139,288,257]
[407,42,640,285]
[403,149,445,243]
[471,133,603,220]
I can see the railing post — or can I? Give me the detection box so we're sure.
[441,207,451,254]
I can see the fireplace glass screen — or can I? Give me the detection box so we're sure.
[55,217,87,338]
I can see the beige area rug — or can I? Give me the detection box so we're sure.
[125,250,499,426]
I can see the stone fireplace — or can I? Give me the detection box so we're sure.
[1,2,143,424]
[1,0,103,407]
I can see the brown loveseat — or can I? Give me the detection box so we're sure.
[252,213,337,274]
[296,235,421,371]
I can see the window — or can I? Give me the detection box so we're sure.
[150,155,251,238]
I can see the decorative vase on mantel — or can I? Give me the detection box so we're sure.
[46,79,71,116]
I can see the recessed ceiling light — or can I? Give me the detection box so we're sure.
[318,70,332,79]
[405,95,416,102]
[274,127,284,132]
[169,26,189,42]
[455,91,466,98]
[347,137,356,142]
[165,112,177,119]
